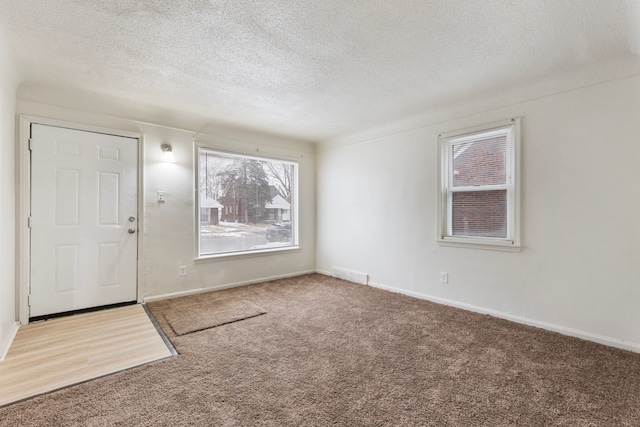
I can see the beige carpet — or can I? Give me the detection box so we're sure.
[163,298,266,335]
[1,274,640,426]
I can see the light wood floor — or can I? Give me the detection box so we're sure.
[0,304,175,407]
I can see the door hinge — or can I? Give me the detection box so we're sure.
[28,138,33,151]
[27,216,32,228]
[27,294,31,307]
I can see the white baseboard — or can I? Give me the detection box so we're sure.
[144,270,317,302]
[318,270,640,354]
[0,321,20,362]
[366,280,640,354]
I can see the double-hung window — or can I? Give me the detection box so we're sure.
[196,147,298,258]
[438,118,520,251]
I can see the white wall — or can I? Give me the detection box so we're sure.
[317,74,640,352]
[16,99,316,304]
[0,40,18,359]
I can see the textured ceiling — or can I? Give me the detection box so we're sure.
[1,0,639,142]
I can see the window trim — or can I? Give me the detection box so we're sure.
[194,144,300,261]
[437,117,521,252]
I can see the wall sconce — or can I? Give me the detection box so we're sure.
[161,144,176,162]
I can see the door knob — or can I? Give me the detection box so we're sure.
[128,216,136,222]
[128,227,136,234]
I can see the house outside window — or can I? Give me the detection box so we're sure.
[196,147,298,258]
[200,208,210,223]
[438,118,521,251]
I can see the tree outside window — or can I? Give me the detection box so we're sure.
[197,148,298,257]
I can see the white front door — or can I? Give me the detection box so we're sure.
[30,124,139,318]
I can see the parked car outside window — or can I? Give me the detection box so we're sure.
[266,222,292,242]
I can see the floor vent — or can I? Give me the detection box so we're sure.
[332,267,368,285]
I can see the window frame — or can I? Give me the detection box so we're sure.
[437,117,521,252]
[194,144,300,260]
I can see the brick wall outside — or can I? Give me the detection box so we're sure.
[451,136,507,238]
[452,190,507,238]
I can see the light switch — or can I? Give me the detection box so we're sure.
[157,191,166,203]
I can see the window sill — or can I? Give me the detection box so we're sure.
[194,245,301,263]
[437,238,521,252]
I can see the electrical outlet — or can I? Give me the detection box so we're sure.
[179,265,187,276]
[440,272,448,284]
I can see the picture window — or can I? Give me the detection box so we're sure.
[196,147,298,258]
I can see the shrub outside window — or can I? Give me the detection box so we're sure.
[438,118,520,251]
[197,147,298,258]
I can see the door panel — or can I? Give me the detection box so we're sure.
[30,124,138,317]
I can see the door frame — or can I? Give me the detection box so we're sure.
[17,115,145,325]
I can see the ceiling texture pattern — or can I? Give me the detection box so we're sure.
[1,0,639,141]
